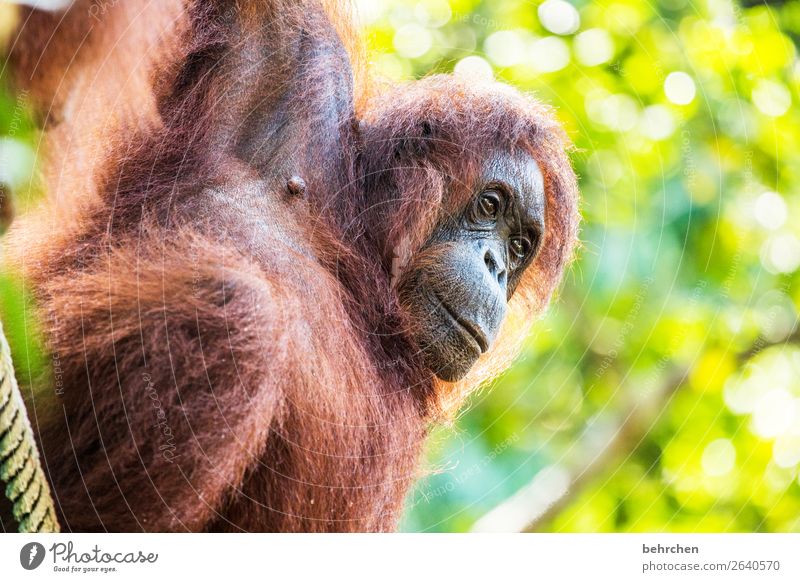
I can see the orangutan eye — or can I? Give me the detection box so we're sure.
[509,235,531,261]
[477,191,500,220]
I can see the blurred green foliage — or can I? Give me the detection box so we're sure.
[0,6,46,391]
[354,0,800,532]
[2,0,800,532]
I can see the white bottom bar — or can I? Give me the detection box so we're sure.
[1,533,798,581]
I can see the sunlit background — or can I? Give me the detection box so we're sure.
[2,0,800,532]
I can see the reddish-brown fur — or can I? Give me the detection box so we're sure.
[4,0,579,531]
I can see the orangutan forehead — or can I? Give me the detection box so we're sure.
[478,150,546,220]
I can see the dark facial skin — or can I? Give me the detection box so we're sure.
[399,150,546,381]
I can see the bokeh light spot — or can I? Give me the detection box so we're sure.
[664,71,696,105]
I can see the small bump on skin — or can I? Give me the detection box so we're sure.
[286,176,307,198]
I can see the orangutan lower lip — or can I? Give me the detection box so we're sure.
[436,298,489,354]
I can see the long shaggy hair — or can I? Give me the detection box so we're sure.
[359,76,579,413]
[3,0,579,531]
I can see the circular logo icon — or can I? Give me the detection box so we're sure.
[20,542,46,570]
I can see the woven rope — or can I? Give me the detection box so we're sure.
[0,320,59,532]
